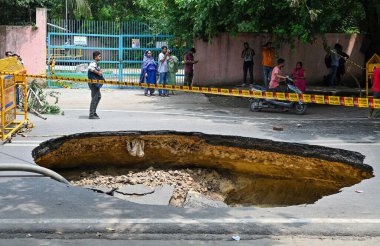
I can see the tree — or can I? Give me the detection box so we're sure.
[49,0,92,20]
[0,0,54,25]
[68,0,92,19]
[0,0,92,24]
[161,0,378,55]
[4,0,378,55]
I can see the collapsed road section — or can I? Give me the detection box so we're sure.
[32,131,373,207]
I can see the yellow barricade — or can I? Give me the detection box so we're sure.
[0,57,29,141]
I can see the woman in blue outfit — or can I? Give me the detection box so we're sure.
[140,50,157,96]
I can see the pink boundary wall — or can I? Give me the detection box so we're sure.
[0,8,47,74]
[193,33,365,86]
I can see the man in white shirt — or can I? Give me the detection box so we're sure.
[158,46,169,96]
[87,51,104,119]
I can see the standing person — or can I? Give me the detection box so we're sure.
[158,46,169,97]
[87,51,104,119]
[140,50,157,96]
[269,58,287,90]
[369,67,380,119]
[337,49,349,84]
[241,42,255,86]
[167,50,179,95]
[329,43,341,87]
[292,62,306,92]
[184,48,198,86]
[262,42,275,87]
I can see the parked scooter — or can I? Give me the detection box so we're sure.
[249,78,307,115]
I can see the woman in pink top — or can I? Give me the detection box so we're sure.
[292,62,306,92]
[269,58,287,89]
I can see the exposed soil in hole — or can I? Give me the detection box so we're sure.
[33,131,374,207]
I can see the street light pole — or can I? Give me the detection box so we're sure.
[65,0,68,29]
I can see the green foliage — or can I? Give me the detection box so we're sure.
[0,0,53,25]
[1,0,380,52]
[168,0,366,43]
[28,81,61,114]
[71,0,92,19]
[159,0,378,52]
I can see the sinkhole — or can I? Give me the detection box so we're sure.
[32,131,374,207]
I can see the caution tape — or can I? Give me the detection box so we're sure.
[330,49,365,71]
[0,71,379,109]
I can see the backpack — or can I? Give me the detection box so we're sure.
[88,68,104,88]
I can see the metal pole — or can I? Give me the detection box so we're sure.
[65,0,69,44]
[0,163,70,185]
[65,0,68,29]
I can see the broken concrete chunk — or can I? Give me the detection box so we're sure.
[116,184,154,195]
[184,191,228,208]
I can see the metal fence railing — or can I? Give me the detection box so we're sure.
[47,19,189,88]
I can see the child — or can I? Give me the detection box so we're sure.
[292,62,306,92]
[88,51,104,119]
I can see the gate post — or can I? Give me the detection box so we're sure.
[47,33,51,87]
[118,36,123,83]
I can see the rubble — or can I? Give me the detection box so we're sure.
[70,167,230,207]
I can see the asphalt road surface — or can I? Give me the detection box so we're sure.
[0,89,379,244]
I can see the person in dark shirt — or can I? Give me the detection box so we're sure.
[87,51,104,119]
[337,50,349,84]
[329,43,342,87]
[183,48,198,86]
[241,42,255,86]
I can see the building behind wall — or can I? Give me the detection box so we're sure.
[0,8,47,75]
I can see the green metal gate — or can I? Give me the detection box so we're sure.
[47,19,188,88]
